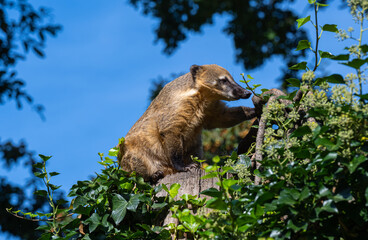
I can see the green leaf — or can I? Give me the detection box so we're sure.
[38,233,52,240]
[201,172,217,179]
[320,199,338,213]
[296,40,311,51]
[34,172,47,179]
[34,190,48,197]
[200,188,223,198]
[316,2,328,7]
[127,194,140,212]
[181,194,196,201]
[206,198,227,211]
[212,155,220,163]
[81,234,91,240]
[355,93,368,100]
[286,78,300,87]
[108,148,119,157]
[289,61,307,70]
[33,162,43,169]
[333,188,353,202]
[39,154,52,162]
[344,155,367,174]
[323,152,338,161]
[169,183,181,198]
[85,213,101,233]
[74,205,93,215]
[322,24,338,33]
[247,74,254,79]
[341,58,368,69]
[318,51,333,58]
[299,187,310,201]
[111,194,128,225]
[278,190,296,206]
[254,204,264,217]
[330,54,350,61]
[49,184,61,191]
[73,196,88,208]
[56,199,69,205]
[315,138,338,151]
[296,16,310,28]
[325,74,345,84]
[361,44,368,54]
[290,125,311,138]
[221,179,238,190]
[314,78,326,86]
[318,185,331,197]
[49,172,60,177]
[151,202,167,209]
[287,219,308,231]
[161,184,169,193]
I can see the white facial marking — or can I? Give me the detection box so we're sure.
[180,89,198,97]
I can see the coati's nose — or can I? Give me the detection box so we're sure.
[231,85,252,99]
[242,90,252,99]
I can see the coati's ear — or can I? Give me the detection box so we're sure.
[190,64,203,81]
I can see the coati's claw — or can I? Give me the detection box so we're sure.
[151,170,165,183]
[184,163,199,171]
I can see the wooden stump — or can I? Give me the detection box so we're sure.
[156,168,218,226]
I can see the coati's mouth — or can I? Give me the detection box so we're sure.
[230,89,252,100]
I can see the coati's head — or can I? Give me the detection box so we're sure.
[190,64,252,101]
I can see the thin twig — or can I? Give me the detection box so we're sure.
[313,3,319,72]
[6,210,74,222]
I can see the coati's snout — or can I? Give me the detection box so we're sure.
[217,75,252,101]
[231,85,252,100]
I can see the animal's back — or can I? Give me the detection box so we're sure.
[119,72,200,180]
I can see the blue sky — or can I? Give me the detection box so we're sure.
[0,0,362,209]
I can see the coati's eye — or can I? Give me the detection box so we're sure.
[219,76,228,84]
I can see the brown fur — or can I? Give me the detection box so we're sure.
[118,64,256,182]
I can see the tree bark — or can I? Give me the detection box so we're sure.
[156,168,218,226]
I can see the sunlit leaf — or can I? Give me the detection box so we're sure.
[296,16,310,28]
[111,194,128,225]
[169,183,180,198]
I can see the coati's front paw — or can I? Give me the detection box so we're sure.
[150,170,165,183]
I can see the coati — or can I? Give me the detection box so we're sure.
[118,64,257,182]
